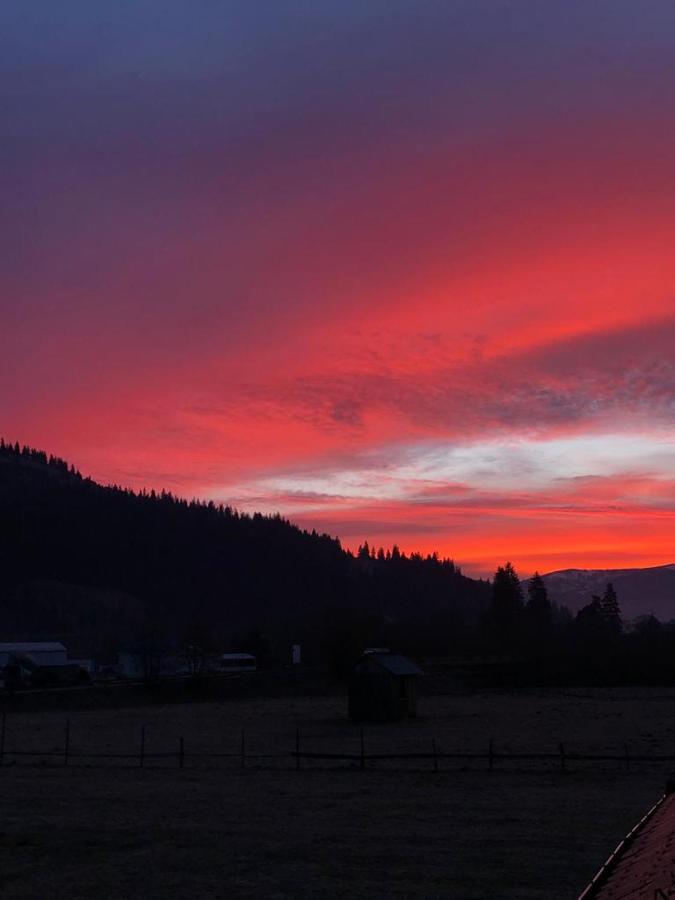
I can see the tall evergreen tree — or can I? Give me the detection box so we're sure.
[601,582,622,635]
[525,571,552,633]
[489,562,524,645]
[574,595,605,642]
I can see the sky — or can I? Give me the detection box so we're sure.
[2,1,674,576]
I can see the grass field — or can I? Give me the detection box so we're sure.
[2,687,674,898]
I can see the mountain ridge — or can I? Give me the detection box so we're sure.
[0,440,490,662]
[534,563,675,622]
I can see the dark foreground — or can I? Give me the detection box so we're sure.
[0,764,662,899]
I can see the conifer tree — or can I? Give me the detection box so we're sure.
[601,582,622,635]
[489,562,524,643]
[574,595,605,641]
[526,571,552,632]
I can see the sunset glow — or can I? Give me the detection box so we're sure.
[3,2,675,575]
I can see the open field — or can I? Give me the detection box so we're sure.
[4,685,675,766]
[2,688,675,898]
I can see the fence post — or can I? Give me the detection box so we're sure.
[0,711,5,767]
[64,719,70,767]
[179,736,184,769]
[240,729,246,770]
[360,728,365,770]
[140,724,146,768]
[559,742,566,773]
[295,727,300,771]
[488,738,494,772]
[624,743,630,772]
[432,738,438,772]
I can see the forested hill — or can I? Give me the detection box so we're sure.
[0,441,490,663]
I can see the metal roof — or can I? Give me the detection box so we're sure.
[0,642,66,653]
[578,789,675,898]
[365,653,423,676]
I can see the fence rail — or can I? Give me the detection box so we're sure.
[1,712,674,773]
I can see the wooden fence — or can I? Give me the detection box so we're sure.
[2,713,675,774]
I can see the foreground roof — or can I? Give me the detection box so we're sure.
[578,788,675,898]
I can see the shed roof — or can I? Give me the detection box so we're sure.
[366,653,423,676]
[0,642,66,653]
[578,788,675,898]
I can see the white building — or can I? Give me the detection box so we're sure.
[0,642,68,667]
[221,653,257,673]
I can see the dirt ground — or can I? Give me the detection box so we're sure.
[1,688,674,898]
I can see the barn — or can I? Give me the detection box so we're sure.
[0,642,67,667]
[220,653,257,673]
[0,642,88,688]
[348,651,423,722]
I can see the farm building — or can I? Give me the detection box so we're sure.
[221,653,257,673]
[0,641,67,667]
[348,652,423,722]
[578,780,675,898]
[17,659,89,688]
[0,642,90,688]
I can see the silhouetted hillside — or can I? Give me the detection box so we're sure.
[532,566,675,622]
[0,441,490,664]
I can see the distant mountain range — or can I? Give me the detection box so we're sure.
[536,565,675,622]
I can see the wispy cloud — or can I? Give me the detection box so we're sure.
[3,2,675,574]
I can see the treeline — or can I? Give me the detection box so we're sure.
[2,440,672,684]
[479,562,675,685]
[0,439,82,478]
[0,440,489,668]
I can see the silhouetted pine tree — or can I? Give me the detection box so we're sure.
[488,562,524,648]
[601,582,622,635]
[574,595,605,642]
[525,572,552,631]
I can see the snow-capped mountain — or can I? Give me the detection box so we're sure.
[532,564,675,622]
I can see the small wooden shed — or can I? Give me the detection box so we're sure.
[348,652,423,722]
